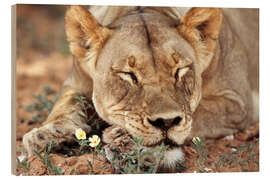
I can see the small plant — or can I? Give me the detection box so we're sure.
[26,86,59,124]
[214,139,259,172]
[16,157,31,175]
[69,168,80,175]
[16,147,31,175]
[110,137,169,174]
[74,127,101,152]
[33,140,63,175]
[191,137,209,172]
[87,156,107,174]
[87,144,109,174]
[74,128,104,174]
[73,94,106,134]
[86,134,101,169]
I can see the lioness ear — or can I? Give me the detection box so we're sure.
[65,5,113,60]
[178,8,222,72]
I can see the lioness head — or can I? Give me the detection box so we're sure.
[65,6,222,167]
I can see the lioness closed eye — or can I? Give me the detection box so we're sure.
[23,6,259,170]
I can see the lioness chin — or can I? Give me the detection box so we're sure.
[23,6,258,171]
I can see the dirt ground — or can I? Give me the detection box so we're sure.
[14,5,259,175]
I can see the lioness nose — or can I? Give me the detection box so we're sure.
[148,116,182,131]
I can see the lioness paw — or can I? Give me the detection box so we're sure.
[23,120,91,157]
[102,126,136,171]
[23,127,55,157]
[102,126,135,153]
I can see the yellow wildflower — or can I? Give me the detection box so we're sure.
[192,137,201,144]
[89,135,101,148]
[75,128,86,140]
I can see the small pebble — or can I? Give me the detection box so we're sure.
[17,155,26,162]
[224,135,234,140]
[204,167,212,172]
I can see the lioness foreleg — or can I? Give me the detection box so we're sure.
[23,86,91,156]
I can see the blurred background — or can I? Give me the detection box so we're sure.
[16,4,73,154]
[16,4,69,56]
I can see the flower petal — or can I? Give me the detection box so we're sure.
[75,128,86,140]
[96,138,101,144]
[89,142,97,148]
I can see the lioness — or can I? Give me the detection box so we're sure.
[23,5,259,170]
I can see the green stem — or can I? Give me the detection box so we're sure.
[92,148,95,173]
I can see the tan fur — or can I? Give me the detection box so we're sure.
[23,6,258,170]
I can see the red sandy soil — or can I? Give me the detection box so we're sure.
[14,5,259,175]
